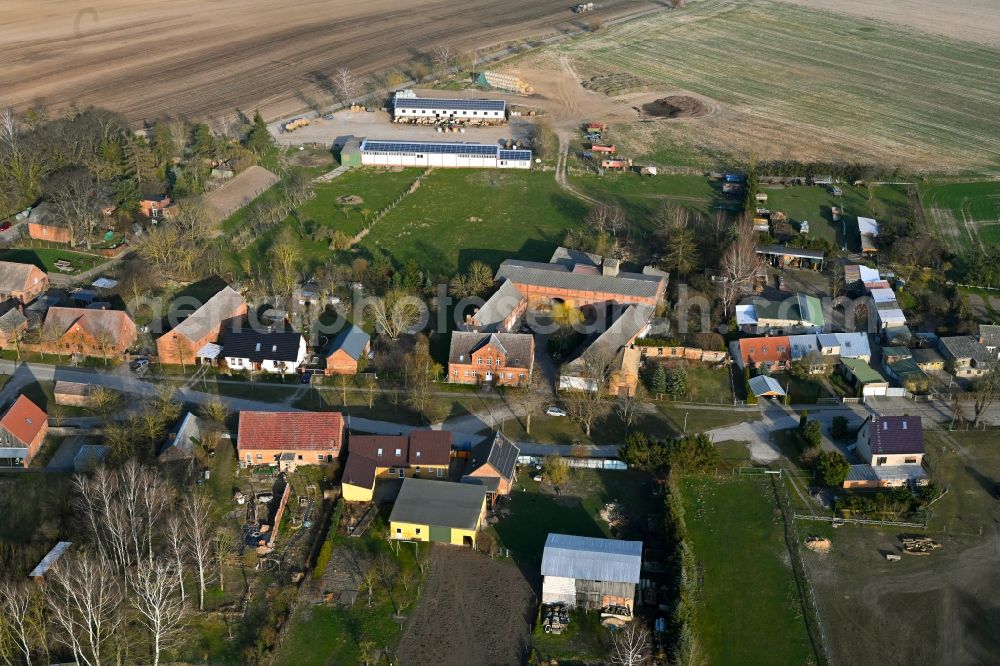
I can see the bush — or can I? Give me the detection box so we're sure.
[313,539,333,579]
[801,421,822,448]
[831,415,850,440]
[664,365,688,399]
[815,451,850,487]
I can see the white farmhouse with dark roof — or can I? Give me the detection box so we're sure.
[391,92,507,123]
[845,415,927,489]
[541,534,643,611]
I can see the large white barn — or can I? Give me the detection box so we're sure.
[360,140,532,169]
[392,95,506,122]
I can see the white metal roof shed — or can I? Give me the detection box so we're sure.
[858,217,879,236]
[541,534,642,584]
[748,375,786,397]
[29,541,72,577]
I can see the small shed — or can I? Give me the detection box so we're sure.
[541,534,643,611]
[339,137,363,168]
[29,541,72,579]
[748,375,786,398]
[389,478,487,548]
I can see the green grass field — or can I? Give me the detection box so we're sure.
[494,470,658,568]
[558,0,1000,170]
[682,476,814,665]
[568,172,719,221]
[921,181,1000,255]
[0,247,104,274]
[360,169,587,275]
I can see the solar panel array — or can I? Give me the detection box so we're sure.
[362,140,500,156]
[393,97,506,112]
[499,150,532,161]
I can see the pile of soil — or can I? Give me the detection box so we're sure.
[642,95,710,118]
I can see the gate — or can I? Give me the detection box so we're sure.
[429,525,451,543]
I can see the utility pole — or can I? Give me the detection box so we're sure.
[684,411,690,433]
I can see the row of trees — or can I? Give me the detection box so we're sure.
[0,459,227,666]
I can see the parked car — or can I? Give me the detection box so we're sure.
[545,406,568,417]
[0,221,11,231]
[129,358,150,372]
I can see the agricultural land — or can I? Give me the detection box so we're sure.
[527,0,1000,170]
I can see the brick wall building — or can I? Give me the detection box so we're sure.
[448,332,534,386]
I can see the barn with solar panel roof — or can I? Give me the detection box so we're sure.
[392,92,508,124]
[360,139,532,169]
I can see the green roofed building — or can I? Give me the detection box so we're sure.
[839,357,889,396]
[389,478,487,548]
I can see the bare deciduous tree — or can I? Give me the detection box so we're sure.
[615,393,639,429]
[506,372,549,435]
[972,367,1000,427]
[432,44,454,78]
[129,559,187,666]
[45,556,123,666]
[719,216,765,315]
[365,290,422,340]
[586,203,627,239]
[183,494,215,610]
[0,581,47,665]
[335,67,360,105]
[609,621,650,666]
[165,512,188,602]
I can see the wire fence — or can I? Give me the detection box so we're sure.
[770,475,833,666]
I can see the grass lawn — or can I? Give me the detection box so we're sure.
[782,375,831,405]
[568,172,719,220]
[655,404,757,435]
[923,431,1000,534]
[495,469,659,569]
[714,439,752,464]
[681,364,734,403]
[763,184,881,251]
[682,476,814,666]
[921,180,1000,256]
[361,169,587,275]
[0,247,104,274]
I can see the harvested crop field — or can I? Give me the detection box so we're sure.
[0,0,658,124]
[204,166,279,223]
[548,0,1000,170]
[396,546,535,666]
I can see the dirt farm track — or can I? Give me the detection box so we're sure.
[0,0,658,124]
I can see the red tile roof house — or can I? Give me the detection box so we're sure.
[237,411,345,467]
[0,260,48,305]
[40,307,138,358]
[735,335,792,372]
[0,395,49,467]
[155,286,248,366]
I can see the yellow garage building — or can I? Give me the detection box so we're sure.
[388,478,487,548]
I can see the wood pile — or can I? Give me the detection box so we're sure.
[900,536,941,555]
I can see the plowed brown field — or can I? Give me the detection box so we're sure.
[0,0,656,124]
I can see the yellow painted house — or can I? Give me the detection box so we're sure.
[388,478,487,548]
[342,431,453,502]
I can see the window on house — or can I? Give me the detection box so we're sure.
[464,370,471,376]
[416,528,421,534]
[317,454,324,461]
[472,371,477,377]
[876,456,887,466]
[297,455,303,461]
[415,466,421,473]
[396,527,402,534]
[904,457,917,464]
[395,448,402,456]
[478,358,483,364]
[436,468,444,477]
[777,346,786,352]
[507,373,513,379]
[377,448,383,456]
[255,454,262,460]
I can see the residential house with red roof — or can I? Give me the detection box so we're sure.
[0,395,48,467]
[735,335,792,372]
[342,430,453,502]
[237,411,345,467]
[40,307,137,358]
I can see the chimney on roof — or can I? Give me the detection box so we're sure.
[602,258,620,277]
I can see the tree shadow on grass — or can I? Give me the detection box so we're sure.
[494,492,605,593]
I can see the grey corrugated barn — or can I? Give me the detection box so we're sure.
[540,534,642,611]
